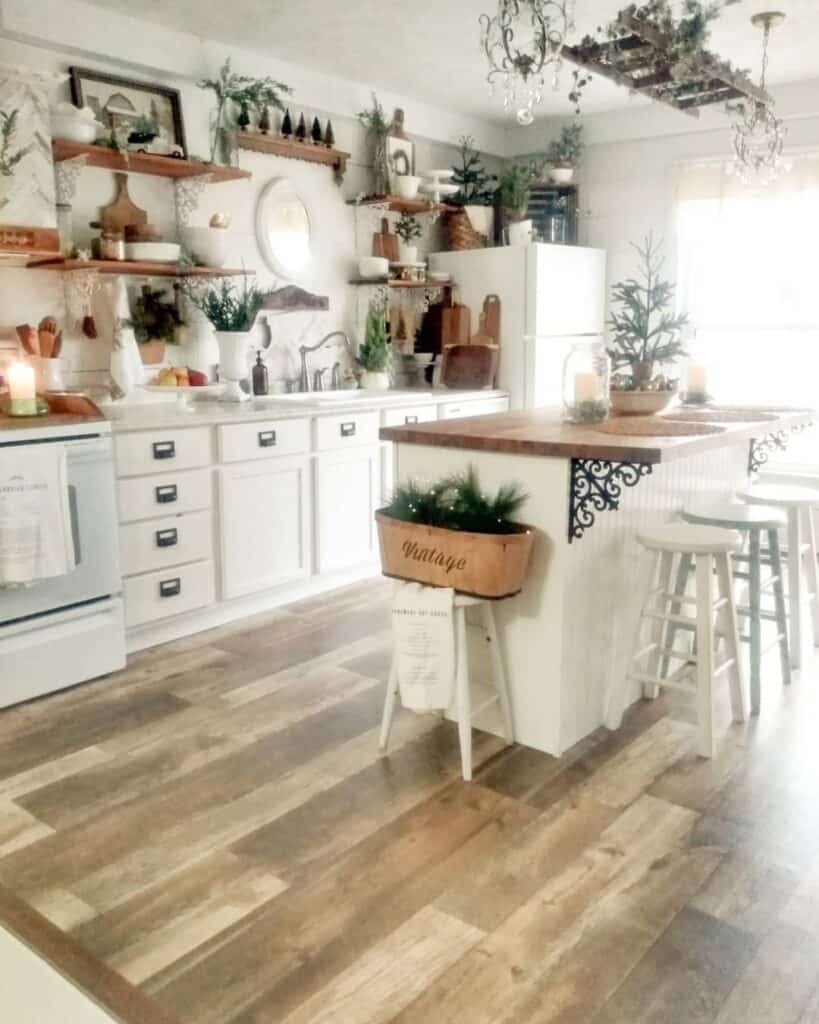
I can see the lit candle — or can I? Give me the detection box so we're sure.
[7,361,37,415]
[574,371,599,403]
[687,363,707,396]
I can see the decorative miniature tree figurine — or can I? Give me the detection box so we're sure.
[236,101,251,131]
[295,113,307,140]
[607,233,689,391]
[451,135,496,206]
[258,106,271,134]
[281,109,293,137]
[356,305,391,389]
[310,116,322,144]
[323,120,335,148]
[395,211,422,263]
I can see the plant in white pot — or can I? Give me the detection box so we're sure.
[357,307,391,390]
[188,277,265,402]
[395,211,422,264]
[497,163,534,245]
[545,121,583,185]
[607,234,690,416]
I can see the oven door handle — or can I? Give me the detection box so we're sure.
[68,484,82,567]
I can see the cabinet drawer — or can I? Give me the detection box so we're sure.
[115,427,212,478]
[124,560,215,629]
[218,418,310,463]
[314,411,379,451]
[117,468,211,524]
[381,405,438,428]
[439,397,509,419]
[119,510,212,577]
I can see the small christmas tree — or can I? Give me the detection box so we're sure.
[310,116,322,144]
[323,120,335,148]
[295,113,307,140]
[356,307,390,372]
[451,135,497,206]
[281,109,293,137]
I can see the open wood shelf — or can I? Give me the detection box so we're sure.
[27,258,253,278]
[348,195,457,215]
[52,140,251,182]
[348,278,452,289]
[236,132,349,181]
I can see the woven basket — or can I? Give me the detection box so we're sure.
[446,209,484,251]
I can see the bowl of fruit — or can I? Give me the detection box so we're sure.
[143,366,222,406]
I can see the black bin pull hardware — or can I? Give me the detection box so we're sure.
[258,430,277,448]
[155,484,178,504]
[156,528,178,548]
[340,421,356,437]
[404,415,418,424]
[152,440,176,460]
[159,577,181,598]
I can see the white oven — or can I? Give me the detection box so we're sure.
[0,420,125,707]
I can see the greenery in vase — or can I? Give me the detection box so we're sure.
[497,163,534,219]
[383,465,528,535]
[451,135,497,206]
[356,307,391,372]
[126,285,184,345]
[395,212,422,245]
[0,109,31,177]
[186,277,265,332]
[356,92,390,138]
[607,233,689,387]
[357,92,390,194]
[198,59,292,162]
[567,398,609,423]
[546,121,584,168]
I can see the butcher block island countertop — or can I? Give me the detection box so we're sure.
[380,406,814,463]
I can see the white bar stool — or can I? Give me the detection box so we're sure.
[737,484,819,669]
[380,594,514,782]
[607,524,747,758]
[679,502,790,715]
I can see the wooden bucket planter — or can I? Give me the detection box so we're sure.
[376,510,535,599]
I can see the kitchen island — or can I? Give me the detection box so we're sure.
[381,407,813,755]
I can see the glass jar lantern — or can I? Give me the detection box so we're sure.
[562,339,611,424]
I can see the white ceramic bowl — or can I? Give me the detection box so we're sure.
[124,242,181,263]
[358,256,389,279]
[51,115,101,144]
[550,167,575,185]
[395,174,422,199]
[181,226,227,268]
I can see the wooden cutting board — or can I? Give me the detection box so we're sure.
[441,343,499,389]
[372,217,398,262]
[441,292,470,347]
[100,173,148,235]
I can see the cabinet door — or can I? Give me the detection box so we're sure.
[218,455,311,599]
[315,447,380,574]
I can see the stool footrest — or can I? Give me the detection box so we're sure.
[630,671,695,695]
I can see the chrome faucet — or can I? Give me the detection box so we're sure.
[331,362,342,390]
[298,331,350,392]
[312,367,326,391]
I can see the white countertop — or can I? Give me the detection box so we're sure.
[104,388,508,432]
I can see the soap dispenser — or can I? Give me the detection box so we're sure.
[252,351,269,396]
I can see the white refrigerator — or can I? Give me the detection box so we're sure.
[429,244,606,409]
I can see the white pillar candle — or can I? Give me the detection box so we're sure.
[687,363,707,395]
[7,362,37,415]
[574,371,599,403]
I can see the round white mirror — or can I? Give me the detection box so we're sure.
[256,177,311,278]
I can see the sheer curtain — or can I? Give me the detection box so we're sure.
[674,156,819,468]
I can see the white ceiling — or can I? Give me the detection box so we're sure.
[81,0,819,123]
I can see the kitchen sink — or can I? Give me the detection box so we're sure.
[261,390,432,404]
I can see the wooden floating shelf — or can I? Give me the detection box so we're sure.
[27,258,253,278]
[348,278,452,289]
[52,140,251,182]
[236,132,349,182]
[349,195,457,215]
[562,13,768,117]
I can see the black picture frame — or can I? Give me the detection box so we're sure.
[69,66,188,158]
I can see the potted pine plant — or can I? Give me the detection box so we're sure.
[395,212,422,264]
[126,284,184,365]
[607,234,689,415]
[376,466,534,599]
[545,122,583,185]
[187,277,265,402]
[449,135,497,246]
[357,307,391,389]
[357,92,390,196]
[497,163,533,245]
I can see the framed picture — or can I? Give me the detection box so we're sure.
[387,135,414,193]
[69,66,187,157]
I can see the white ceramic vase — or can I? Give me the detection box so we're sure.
[30,356,65,392]
[215,330,252,402]
[360,370,390,390]
[179,304,219,382]
[398,243,418,264]
[550,166,574,185]
[506,219,533,246]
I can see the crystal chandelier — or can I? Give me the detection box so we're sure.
[730,11,787,187]
[480,0,576,126]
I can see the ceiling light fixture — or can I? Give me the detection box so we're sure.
[480,0,576,126]
[729,11,787,187]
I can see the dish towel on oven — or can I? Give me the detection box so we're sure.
[0,444,76,585]
[391,582,455,711]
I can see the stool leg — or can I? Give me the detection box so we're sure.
[662,551,694,679]
[768,528,791,687]
[644,551,674,699]
[696,553,716,758]
[455,606,473,782]
[483,602,514,745]
[379,658,400,752]
[606,548,658,730]
[716,551,748,725]
[748,528,762,716]
[801,506,819,646]
[787,507,804,669]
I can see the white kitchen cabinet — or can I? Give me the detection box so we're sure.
[315,446,381,573]
[218,454,311,599]
[439,397,510,419]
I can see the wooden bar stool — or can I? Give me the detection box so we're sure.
[679,502,790,715]
[737,484,819,670]
[380,594,514,782]
[607,524,747,758]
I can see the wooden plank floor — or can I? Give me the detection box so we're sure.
[2,577,819,1023]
